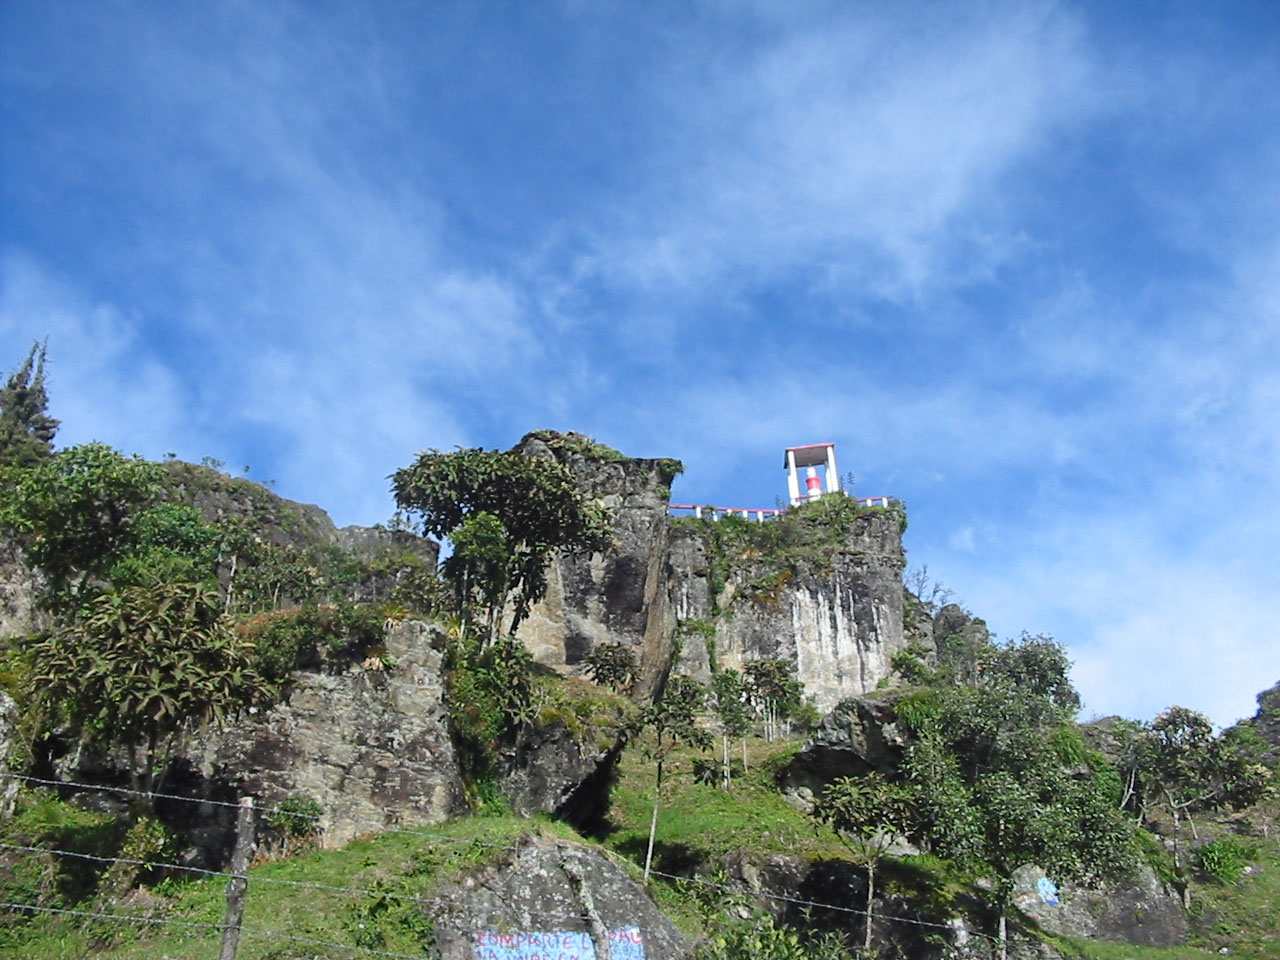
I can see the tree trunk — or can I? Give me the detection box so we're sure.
[997,908,1007,960]
[864,860,875,951]
[643,757,663,883]
[224,553,237,614]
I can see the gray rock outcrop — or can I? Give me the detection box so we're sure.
[515,433,681,700]
[778,692,910,806]
[497,722,621,830]
[1011,862,1187,946]
[429,833,689,960]
[670,508,907,713]
[0,691,17,816]
[188,619,465,847]
[0,539,44,640]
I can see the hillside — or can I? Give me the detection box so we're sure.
[1,430,1278,959]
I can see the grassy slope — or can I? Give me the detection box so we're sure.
[4,734,1279,959]
[1,813,584,960]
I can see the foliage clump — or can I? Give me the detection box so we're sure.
[583,640,638,692]
[392,445,612,643]
[27,581,262,806]
[523,428,628,462]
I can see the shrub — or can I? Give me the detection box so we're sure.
[267,795,324,839]
[1195,835,1259,884]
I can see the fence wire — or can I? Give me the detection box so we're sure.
[1,771,998,951]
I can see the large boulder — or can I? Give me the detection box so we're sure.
[430,833,689,960]
[185,619,465,850]
[498,722,622,832]
[1010,863,1187,946]
[779,692,910,807]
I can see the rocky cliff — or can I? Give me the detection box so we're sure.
[668,502,908,713]
[513,433,910,713]
[514,432,683,700]
[183,619,465,850]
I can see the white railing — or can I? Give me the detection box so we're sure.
[668,496,891,521]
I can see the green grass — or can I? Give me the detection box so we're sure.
[1185,825,1280,958]
[0,813,585,959]
[1048,937,1234,960]
[601,736,847,872]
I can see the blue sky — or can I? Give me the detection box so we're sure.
[3,0,1278,727]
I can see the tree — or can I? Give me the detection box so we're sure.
[813,773,912,951]
[0,443,165,607]
[28,581,262,811]
[710,669,752,785]
[1134,706,1273,905]
[391,447,612,643]
[895,639,1136,959]
[744,659,803,740]
[982,633,1080,712]
[633,675,712,882]
[583,640,638,692]
[0,341,58,467]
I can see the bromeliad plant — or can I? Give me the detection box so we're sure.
[28,581,263,813]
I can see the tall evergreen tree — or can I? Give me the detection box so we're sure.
[0,340,59,467]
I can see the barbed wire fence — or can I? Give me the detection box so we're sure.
[0,770,1000,960]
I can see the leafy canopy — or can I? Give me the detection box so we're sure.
[391,446,611,639]
[27,581,262,801]
[0,442,166,605]
[894,634,1136,931]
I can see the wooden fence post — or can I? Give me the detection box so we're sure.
[219,796,255,960]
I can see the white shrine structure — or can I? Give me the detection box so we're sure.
[784,443,840,507]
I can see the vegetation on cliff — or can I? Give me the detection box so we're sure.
[391,444,612,643]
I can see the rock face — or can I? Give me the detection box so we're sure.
[515,434,681,700]
[187,620,465,848]
[1010,863,1187,946]
[670,509,907,713]
[505,435,911,713]
[0,540,45,640]
[0,691,17,816]
[497,722,620,830]
[778,693,910,806]
[429,833,689,960]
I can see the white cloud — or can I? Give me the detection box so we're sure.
[0,253,188,457]
[579,1,1097,304]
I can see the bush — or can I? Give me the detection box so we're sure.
[267,795,324,840]
[694,909,847,960]
[1195,835,1259,884]
[235,601,392,684]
